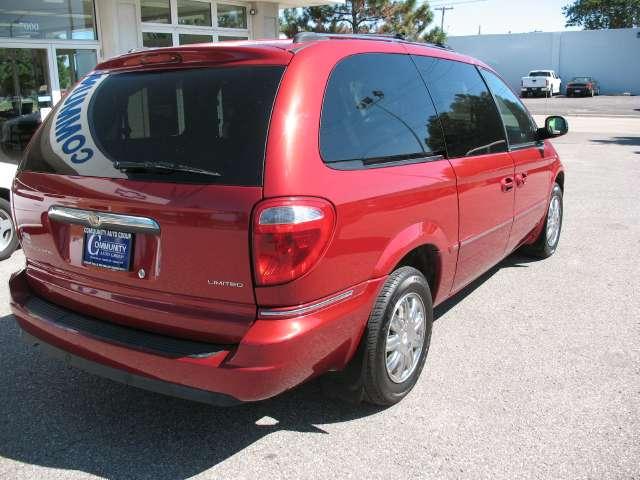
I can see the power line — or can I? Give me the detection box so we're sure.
[430,0,488,7]
[434,6,454,30]
[430,0,488,32]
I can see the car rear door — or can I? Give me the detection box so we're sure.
[480,68,553,253]
[412,55,515,292]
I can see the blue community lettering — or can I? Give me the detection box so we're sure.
[53,73,103,164]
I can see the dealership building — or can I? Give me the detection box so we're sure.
[0,0,330,164]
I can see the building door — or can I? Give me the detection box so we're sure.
[0,44,98,165]
[0,0,100,164]
[0,47,52,164]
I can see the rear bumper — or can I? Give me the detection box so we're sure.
[566,88,590,96]
[10,269,382,403]
[521,86,551,93]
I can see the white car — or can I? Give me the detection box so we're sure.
[521,70,562,98]
[0,160,18,260]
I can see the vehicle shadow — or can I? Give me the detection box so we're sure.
[591,136,640,148]
[434,252,538,321]
[0,314,383,479]
[0,252,537,479]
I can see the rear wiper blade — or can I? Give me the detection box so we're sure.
[114,161,221,177]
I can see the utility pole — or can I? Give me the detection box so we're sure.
[434,6,454,31]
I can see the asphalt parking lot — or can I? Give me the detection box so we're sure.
[0,98,638,479]
[523,94,640,117]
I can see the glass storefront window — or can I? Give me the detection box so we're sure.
[0,48,51,164]
[141,0,172,24]
[56,49,98,96]
[217,4,247,29]
[218,36,248,41]
[142,32,173,48]
[179,34,214,44]
[0,0,96,40]
[178,0,212,26]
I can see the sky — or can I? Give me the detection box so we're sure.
[433,0,581,36]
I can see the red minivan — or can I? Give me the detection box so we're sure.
[9,33,567,406]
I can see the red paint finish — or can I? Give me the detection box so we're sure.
[449,152,515,293]
[10,38,564,403]
[11,269,383,402]
[506,144,558,253]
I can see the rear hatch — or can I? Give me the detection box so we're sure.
[12,46,289,343]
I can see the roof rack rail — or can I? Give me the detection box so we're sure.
[291,32,453,51]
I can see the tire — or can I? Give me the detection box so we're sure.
[521,183,563,259]
[361,266,433,406]
[0,198,18,261]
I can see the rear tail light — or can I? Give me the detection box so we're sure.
[252,197,335,286]
[587,82,593,88]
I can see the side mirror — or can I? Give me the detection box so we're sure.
[537,115,568,140]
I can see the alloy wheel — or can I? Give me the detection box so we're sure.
[385,292,426,383]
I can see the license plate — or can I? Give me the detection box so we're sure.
[83,227,133,271]
[575,89,581,93]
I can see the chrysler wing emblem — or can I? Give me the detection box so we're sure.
[87,213,101,228]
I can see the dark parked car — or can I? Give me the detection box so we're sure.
[10,33,567,406]
[566,77,600,97]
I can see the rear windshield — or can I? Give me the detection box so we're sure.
[21,66,284,186]
[529,71,551,77]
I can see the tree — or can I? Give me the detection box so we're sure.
[379,0,446,43]
[563,0,640,29]
[280,0,446,44]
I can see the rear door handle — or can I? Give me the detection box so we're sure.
[501,177,514,192]
[516,172,528,186]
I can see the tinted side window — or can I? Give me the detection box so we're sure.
[481,69,537,146]
[412,56,506,158]
[320,53,446,165]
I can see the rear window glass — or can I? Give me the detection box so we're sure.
[320,53,446,165]
[21,66,284,186]
[529,71,550,77]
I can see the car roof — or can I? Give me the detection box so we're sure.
[96,35,488,73]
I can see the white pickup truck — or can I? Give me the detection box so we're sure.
[521,70,562,98]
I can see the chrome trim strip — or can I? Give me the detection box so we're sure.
[48,206,160,235]
[514,198,547,220]
[259,290,354,318]
[460,218,513,248]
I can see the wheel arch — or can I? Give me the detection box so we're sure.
[555,170,565,192]
[373,222,453,302]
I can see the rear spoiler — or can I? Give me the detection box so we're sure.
[97,44,293,72]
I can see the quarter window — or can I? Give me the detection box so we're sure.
[0,0,97,40]
[179,33,214,44]
[480,69,538,146]
[140,0,250,46]
[141,0,172,24]
[217,4,247,28]
[412,56,507,158]
[142,32,173,48]
[320,53,446,165]
[178,0,212,26]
